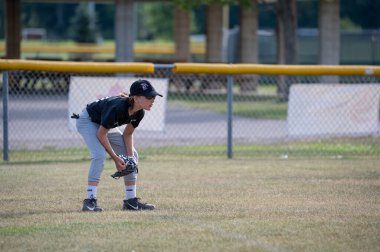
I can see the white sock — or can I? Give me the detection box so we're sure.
[87,185,97,199]
[125,185,136,200]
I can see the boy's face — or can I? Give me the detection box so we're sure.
[135,96,156,111]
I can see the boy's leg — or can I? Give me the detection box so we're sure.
[76,110,105,212]
[108,131,154,210]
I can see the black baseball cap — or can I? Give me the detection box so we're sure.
[129,79,163,97]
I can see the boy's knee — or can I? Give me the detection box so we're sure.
[91,151,106,162]
[124,172,138,183]
[89,151,106,182]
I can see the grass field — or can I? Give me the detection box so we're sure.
[0,156,379,252]
[170,87,288,120]
[3,136,380,163]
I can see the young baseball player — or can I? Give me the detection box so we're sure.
[75,79,162,212]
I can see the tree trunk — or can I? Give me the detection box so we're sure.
[206,4,223,63]
[239,0,258,93]
[276,3,285,66]
[5,0,21,59]
[319,0,340,83]
[174,6,191,62]
[204,4,224,91]
[115,0,134,62]
[276,0,297,99]
[240,0,258,64]
[282,0,297,65]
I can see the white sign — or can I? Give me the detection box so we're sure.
[288,84,380,137]
[68,77,168,132]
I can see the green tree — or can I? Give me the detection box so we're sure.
[138,2,174,41]
[95,4,114,39]
[25,6,40,28]
[341,0,380,29]
[69,3,98,43]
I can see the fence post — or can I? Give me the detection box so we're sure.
[2,71,9,161]
[227,75,233,159]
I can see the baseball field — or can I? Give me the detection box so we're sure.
[0,155,379,252]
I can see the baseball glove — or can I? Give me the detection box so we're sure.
[111,155,138,179]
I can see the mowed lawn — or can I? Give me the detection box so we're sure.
[0,158,379,252]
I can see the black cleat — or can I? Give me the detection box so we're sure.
[82,198,103,212]
[123,197,155,211]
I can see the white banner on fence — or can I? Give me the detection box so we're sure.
[288,84,380,137]
[68,77,168,132]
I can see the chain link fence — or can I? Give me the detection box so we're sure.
[1,64,380,162]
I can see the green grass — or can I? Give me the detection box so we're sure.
[143,139,380,161]
[0,157,379,251]
[177,99,287,120]
[233,100,287,119]
[2,137,379,164]
[1,148,90,164]
[169,89,288,120]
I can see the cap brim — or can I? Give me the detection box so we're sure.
[146,91,163,97]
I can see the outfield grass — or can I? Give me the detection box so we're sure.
[0,157,379,251]
[144,138,380,160]
[173,99,287,120]
[2,136,380,164]
[170,88,287,120]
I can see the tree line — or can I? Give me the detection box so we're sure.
[0,0,378,41]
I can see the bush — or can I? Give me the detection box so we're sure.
[69,3,99,43]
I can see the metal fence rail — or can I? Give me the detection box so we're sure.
[1,61,380,162]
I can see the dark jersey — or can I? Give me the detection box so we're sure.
[86,96,144,129]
